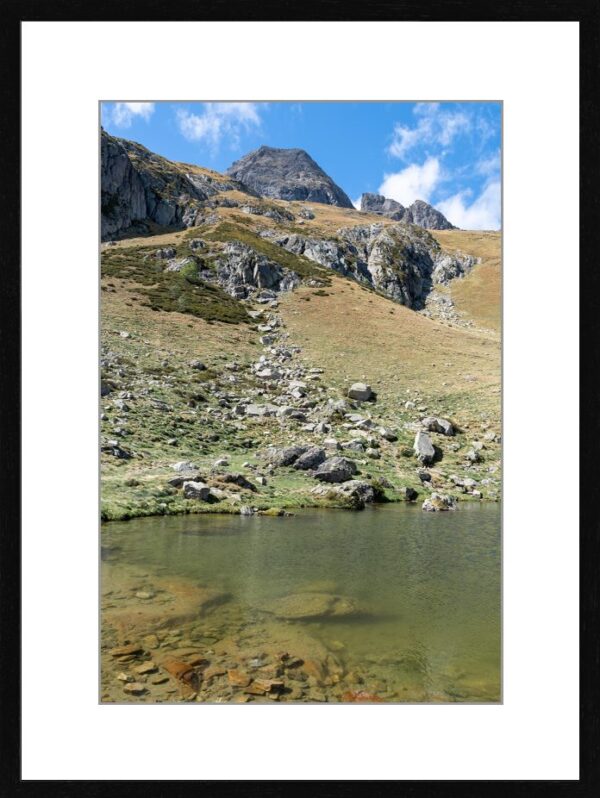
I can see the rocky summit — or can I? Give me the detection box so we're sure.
[226,145,354,208]
[360,193,456,230]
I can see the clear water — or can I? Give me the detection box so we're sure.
[102,502,501,702]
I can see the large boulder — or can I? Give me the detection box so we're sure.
[422,493,457,512]
[265,444,310,467]
[313,456,357,483]
[414,431,435,465]
[347,383,373,401]
[293,447,327,470]
[183,481,211,500]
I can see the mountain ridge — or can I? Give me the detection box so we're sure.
[360,193,456,230]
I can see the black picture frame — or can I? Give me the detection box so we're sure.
[1,1,597,795]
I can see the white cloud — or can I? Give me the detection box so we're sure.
[176,103,262,150]
[476,149,501,176]
[109,102,155,128]
[388,104,471,160]
[378,157,442,206]
[437,180,501,230]
[352,197,362,210]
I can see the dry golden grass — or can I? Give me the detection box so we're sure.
[431,230,501,333]
[101,276,256,362]
[279,275,500,406]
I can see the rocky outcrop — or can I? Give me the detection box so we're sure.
[101,130,253,240]
[101,132,148,240]
[360,193,406,221]
[404,199,456,230]
[199,242,301,299]
[360,193,455,230]
[226,146,354,208]
[263,222,474,309]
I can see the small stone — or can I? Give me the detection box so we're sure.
[110,643,142,658]
[123,682,147,695]
[134,661,158,675]
[228,669,251,687]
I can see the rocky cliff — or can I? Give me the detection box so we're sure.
[226,146,354,208]
[101,130,254,240]
[360,193,455,230]
[261,222,474,308]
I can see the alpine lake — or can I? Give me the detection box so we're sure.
[101,502,501,704]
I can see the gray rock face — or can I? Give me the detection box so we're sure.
[404,199,455,230]
[414,431,435,465]
[265,222,472,309]
[314,456,357,483]
[360,193,456,230]
[100,130,253,240]
[360,193,406,221]
[101,131,147,239]
[210,242,300,299]
[226,146,354,208]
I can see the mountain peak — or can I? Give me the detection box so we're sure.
[226,146,354,208]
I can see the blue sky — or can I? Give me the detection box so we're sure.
[101,101,501,229]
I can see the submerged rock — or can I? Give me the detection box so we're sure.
[264,592,359,620]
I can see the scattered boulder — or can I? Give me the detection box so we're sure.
[265,444,310,467]
[314,456,357,483]
[189,360,206,370]
[379,427,398,442]
[466,448,482,463]
[347,383,373,401]
[172,461,197,472]
[413,431,435,465]
[244,403,279,417]
[399,486,419,501]
[294,447,327,470]
[183,481,211,500]
[421,416,454,436]
[422,493,457,512]
[219,473,257,492]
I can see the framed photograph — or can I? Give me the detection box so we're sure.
[3,2,594,793]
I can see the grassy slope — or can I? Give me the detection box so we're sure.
[431,230,502,333]
[101,199,501,521]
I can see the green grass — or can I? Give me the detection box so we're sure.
[102,247,249,324]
